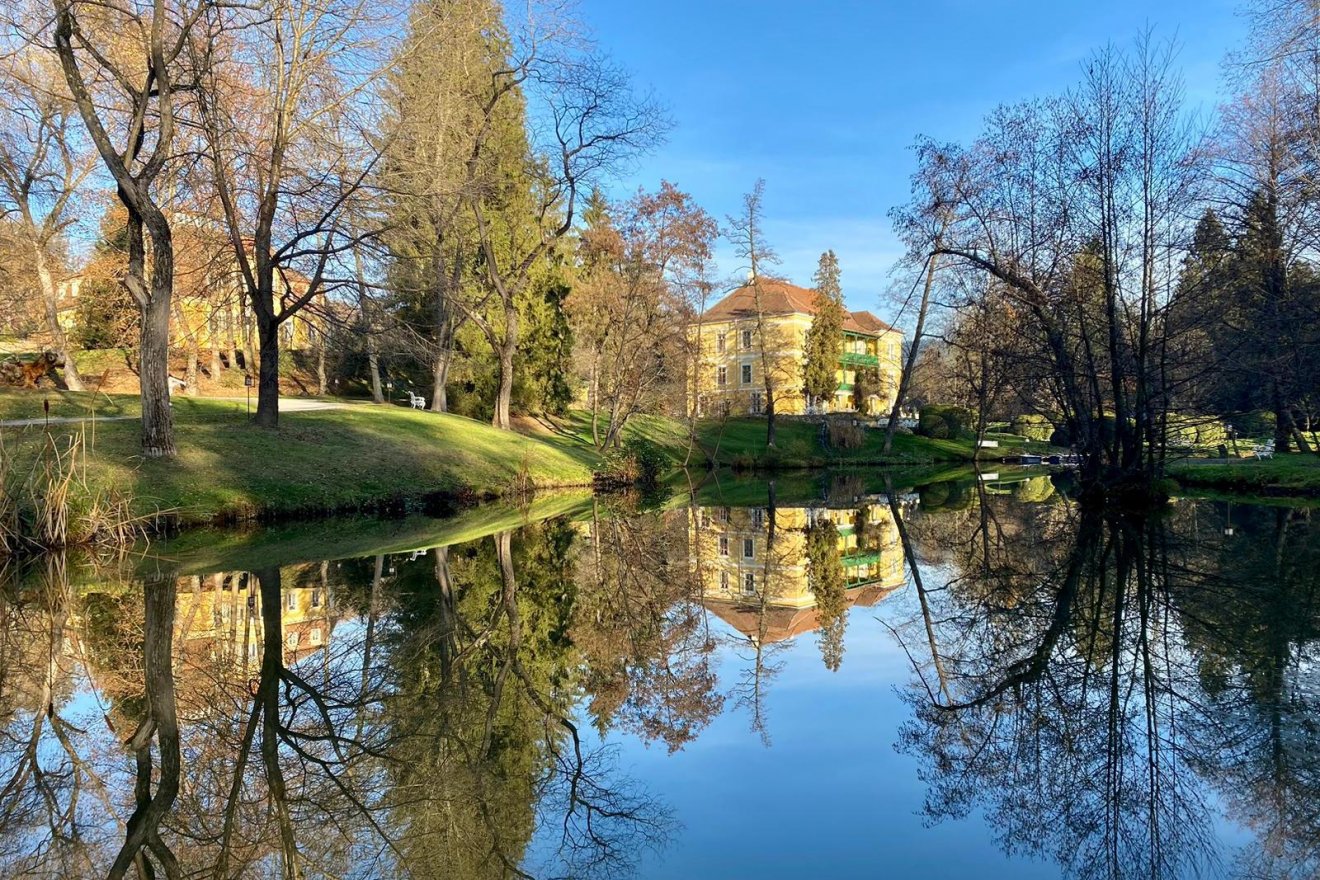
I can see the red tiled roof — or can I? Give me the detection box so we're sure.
[701,278,897,336]
[705,581,902,644]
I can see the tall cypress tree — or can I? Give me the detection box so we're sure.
[803,250,845,411]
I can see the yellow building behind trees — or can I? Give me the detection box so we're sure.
[691,279,904,418]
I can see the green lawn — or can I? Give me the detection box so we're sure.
[1168,453,1320,496]
[0,391,610,525]
[692,417,1036,467]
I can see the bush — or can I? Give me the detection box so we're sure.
[919,405,972,439]
[597,436,667,488]
[1012,475,1056,503]
[1009,414,1054,441]
[1232,410,1275,439]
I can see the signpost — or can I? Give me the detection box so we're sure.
[244,373,253,417]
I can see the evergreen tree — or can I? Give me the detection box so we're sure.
[803,250,845,410]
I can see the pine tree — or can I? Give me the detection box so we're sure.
[803,250,845,411]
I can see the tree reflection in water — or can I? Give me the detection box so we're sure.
[0,488,1316,878]
[892,484,1320,879]
[0,517,677,879]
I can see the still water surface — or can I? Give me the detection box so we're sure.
[2,472,1316,878]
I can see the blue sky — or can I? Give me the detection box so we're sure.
[580,0,1246,322]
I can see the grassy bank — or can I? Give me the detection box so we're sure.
[0,391,613,525]
[694,417,1047,468]
[1168,454,1320,497]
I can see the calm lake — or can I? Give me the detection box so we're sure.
[3,470,1317,878]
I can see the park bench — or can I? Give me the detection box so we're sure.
[405,390,426,410]
[1253,438,1275,460]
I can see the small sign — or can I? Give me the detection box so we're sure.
[244,374,254,388]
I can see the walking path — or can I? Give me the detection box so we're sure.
[0,396,348,428]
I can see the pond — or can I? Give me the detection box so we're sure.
[2,470,1317,878]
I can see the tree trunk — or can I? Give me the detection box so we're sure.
[172,300,199,396]
[254,318,281,428]
[885,249,939,454]
[368,347,384,404]
[430,346,451,412]
[243,311,257,380]
[33,247,84,391]
[208,310,223,379]
[315,329,327,396]
[138,270,176,457]
[491,304,518,430]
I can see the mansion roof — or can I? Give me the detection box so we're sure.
[701,278,898,336]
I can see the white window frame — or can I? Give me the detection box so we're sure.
[743,538,755,559]
[743,572,756,595]
[741,363,753,385]
[741,329,753,349]
[719,536,730,557]
[717,365,727,387]
[717,334,726,353]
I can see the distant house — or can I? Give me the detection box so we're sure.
[55,247,330,357]
[691,278,903,418]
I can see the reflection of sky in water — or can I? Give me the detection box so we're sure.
[576,608,1056,879]
[529,563,1260,879]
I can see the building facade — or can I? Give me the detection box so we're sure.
[691,278,903,418]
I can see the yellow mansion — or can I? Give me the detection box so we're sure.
[690,502,906,644]
[692,278,904,418]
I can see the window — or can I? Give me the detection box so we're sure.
[310,627,323,646]
[700,510,711,528]
[310,590,322,609]
[720,571,730,591]
[286,631,300,649]
[750,391,764,414]
[752,508,764,527]
[741,363,753,385]
[719,536,730,556]
[285,592,297,611]
[720,507,731,523]
[743,538,755,558]
[717,334,726,353]
[743,572,756,595]
[741,329,753,349]
[717,366,727,386]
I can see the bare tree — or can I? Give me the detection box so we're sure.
[725,179,782,448]
[45,0,211,456]
[193,0,397,427]
[0,49,94,391]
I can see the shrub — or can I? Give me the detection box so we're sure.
[919,405,972,439]
[1009,414,1054,441]
[1013,475,1056,503]
[1232,410,1275,439]
[924,417,950,439]
[597,436,667,488]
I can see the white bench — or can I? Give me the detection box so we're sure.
[1253,439,1275,460]
[406,390,426,410]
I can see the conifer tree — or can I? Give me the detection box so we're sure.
[803,250,845,411]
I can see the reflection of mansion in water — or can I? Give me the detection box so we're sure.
[691,504,906,643]
[174,569,340,670]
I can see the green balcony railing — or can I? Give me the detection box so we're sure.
[839,351,880,367]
